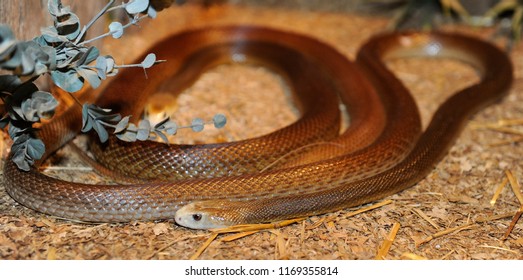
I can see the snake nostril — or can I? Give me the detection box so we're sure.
[192,214,202,221]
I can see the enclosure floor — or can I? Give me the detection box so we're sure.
[1,3,522,260]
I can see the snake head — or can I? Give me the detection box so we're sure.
[175,201,231,229]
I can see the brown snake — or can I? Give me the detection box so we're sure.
[3,26,513,229]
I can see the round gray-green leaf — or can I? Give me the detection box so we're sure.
[109,22,124,39]
[147,6,157,18]
[0,25,16,60]
[25,137,45,161]
[213,114,227,128]
[114,116,131,134]
[164,121,178,135]
[51,69,84,93]
[141,53,156,69]
[191,118,205,132]
[77,67,101,89]
[136,119,151,141]
[32,91,58,119]
[55,12,81,40]
[125,0,150,14]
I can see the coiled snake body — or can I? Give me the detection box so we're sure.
[3,26,513,229]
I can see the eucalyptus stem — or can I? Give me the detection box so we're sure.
[78,14,148,46]
[115,59,166,69]
[107,3,128,13]
[74,0,115,45]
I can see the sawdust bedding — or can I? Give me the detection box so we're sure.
[1,4,522,260]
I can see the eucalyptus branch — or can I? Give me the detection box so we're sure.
[107,2,132,13]
[1,0,227,171]
[114,60,166,69]
[81,103,227,144]
[79,14,149,46]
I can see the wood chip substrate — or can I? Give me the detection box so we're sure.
[1,3,522,259]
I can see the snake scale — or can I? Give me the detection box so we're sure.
[3,26,513,229]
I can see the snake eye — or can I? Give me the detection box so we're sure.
[192,214,202,221]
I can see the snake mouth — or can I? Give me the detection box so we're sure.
[175,202,223,229]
